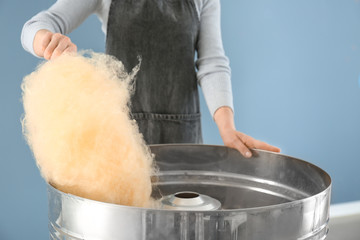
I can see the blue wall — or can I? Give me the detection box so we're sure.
[1,0,359,239]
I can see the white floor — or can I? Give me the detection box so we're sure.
[327,201,360,240]
[327,214,360,240]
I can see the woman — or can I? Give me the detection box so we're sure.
[21,0,280,157]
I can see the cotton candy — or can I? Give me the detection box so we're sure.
[21,52,155,207]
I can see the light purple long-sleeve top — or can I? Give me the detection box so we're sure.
[21,0,233,117]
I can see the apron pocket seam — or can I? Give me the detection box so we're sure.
[132,112,201,121]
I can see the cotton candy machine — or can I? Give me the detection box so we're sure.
[48,144,331,240]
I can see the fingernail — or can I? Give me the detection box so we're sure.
[245,152,252,158]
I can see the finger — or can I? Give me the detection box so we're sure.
[226,137,252,158]
[51,38,74,60]
[237,132,280,153]
[57,43,77,59]
[43,33,63,60]
[51,41,69,60]
[40,31,53,53]
[64,43,77,53]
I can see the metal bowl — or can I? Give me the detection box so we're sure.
[48,144,331,240]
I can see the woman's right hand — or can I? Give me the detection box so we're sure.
[33,29,77,60]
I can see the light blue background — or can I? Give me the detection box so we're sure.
[1,0,360,239]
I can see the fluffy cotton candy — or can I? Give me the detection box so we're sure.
[21,52,155,207]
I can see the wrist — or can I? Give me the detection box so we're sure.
[213,106,235,133]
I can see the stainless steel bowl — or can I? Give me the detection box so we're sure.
[48,144,331,240]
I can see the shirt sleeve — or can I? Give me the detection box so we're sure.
[21,0,100,57]
[196,0,234,117]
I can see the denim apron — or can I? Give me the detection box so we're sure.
[106,0,202,144]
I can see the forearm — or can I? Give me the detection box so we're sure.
[21,0,99,56]
[200,72,233,117]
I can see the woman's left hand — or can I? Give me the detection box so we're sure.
[214,107,280,158]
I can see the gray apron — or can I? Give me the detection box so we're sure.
[106,0,202,144]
